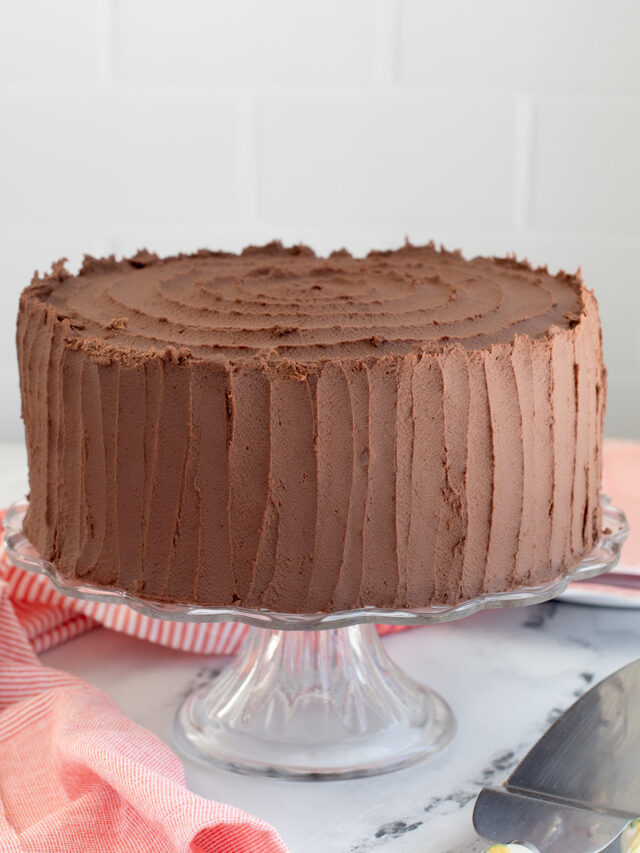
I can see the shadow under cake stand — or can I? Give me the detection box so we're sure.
[4,497,628,781]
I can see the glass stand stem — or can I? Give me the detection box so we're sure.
[173,623,455,780]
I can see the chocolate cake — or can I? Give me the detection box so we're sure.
[16,242,605,612]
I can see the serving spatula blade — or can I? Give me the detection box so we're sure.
[474,659,640,852]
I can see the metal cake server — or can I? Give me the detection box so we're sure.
[474,659,640,853]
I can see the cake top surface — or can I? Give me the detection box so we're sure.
[25,241,586,365]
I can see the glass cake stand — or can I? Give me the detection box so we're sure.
[3,497,628,781]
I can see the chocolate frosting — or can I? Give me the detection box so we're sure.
[34,241,585,362]
[17,242,605,612]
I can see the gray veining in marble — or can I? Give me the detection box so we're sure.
[0,444,636,853]
[41,602,640,853]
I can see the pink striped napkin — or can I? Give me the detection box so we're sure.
[0,576,288,852]
[1,542,407,656]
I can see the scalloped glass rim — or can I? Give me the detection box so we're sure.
[3,496,629,630]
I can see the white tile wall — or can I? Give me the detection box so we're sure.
[256,93,517,227]
[532,98,640,233]
[398,0,640,93]
[0,0,106,83]
[0,0,638,441]
[114,0,377,85]
[0,93,240,226]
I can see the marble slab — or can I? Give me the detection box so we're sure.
[42,601,639,853]
[1,444,635,852]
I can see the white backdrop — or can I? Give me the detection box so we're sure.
[1,0,639,440]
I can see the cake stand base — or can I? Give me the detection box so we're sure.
[4,496,628,781]
[172,623,455,780]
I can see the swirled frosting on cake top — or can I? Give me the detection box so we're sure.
[34,241,584,363]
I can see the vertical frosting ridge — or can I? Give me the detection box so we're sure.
[512,336,535,585]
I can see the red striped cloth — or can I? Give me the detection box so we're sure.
[0,520,407,655]
[0,555,408,656]
[0,575,289,852]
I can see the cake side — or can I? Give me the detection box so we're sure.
[17,244,605,612]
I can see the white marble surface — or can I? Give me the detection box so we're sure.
[2,444,638,853]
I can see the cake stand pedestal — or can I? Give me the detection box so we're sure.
[4,497,628,781]
[174,623,454,779]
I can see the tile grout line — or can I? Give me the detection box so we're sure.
[514,95,535,234]
[373,0,400,86]
[95,0,117,89]
[235,91,260,229]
